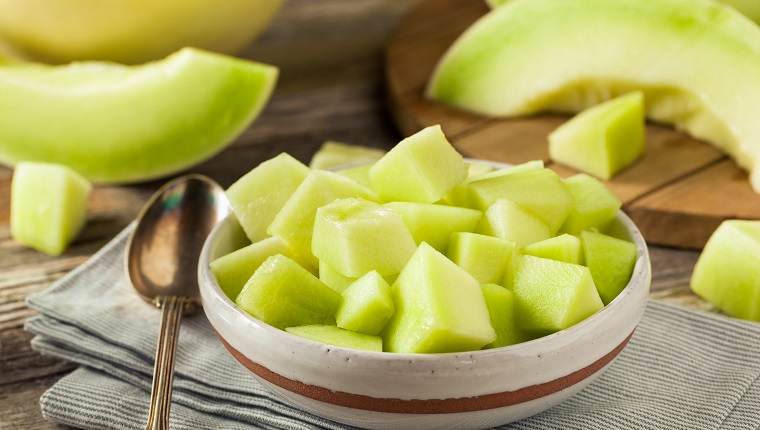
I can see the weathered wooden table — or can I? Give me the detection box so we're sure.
[0,1,719,428]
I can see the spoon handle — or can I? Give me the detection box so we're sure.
[145,295,186,430]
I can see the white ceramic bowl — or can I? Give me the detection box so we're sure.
[198,176,651,430]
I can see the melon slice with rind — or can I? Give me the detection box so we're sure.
[476,198,551,248]
[448,232,516,285]
[560,173,622,236]
[523,234,583,265]
[285,325,382,352]
[336,271,395,336]
[384,202,481,253]
[481,283,531,348]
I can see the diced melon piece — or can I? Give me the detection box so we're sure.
[319,260,358,294]
[210,236,313,301]
[236,254,342,330]
[382,243,496,353]
[384,202,482,253]
[549,92,645,180]
[448,232,516,285]
[477,199,551,248]
[481,283,531,348]
[226,153,310,243]
[444,160,545,207]
[267,170,379,267]
[560,173,622,235]
[336,271,395,336]
[690,220,760,321]
[522,234,583,265]
[336,163,374,188]
[309,141,386,170]
[369,125,467,203]
[513,255,604,335]
[11,162,92,256]
[285,325,382,352]
[312,198,416,277]
[466,167,573,233]
[466,161,495,177]
[581,230,637,305]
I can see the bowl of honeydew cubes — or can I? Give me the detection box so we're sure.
[198,125,651,430]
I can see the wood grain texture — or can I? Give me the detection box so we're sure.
[384,0,760,249]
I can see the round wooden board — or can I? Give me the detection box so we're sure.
[384,0,760,250]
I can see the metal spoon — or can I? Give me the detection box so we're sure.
[125,174,229,430]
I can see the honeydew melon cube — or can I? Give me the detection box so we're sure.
[309,141,386,170]
[466,167,573,233]
[369,125,468,203]
[336,271,395,336]
[267,170,379,268]
[236,254,342,330]
[226,153,310,243]
[549,92,645,180]
[560,173,622,235]
[382,242,496,353]
[285,325,382,352]
[384,202,482,253]
[522,234,583,265]
[581,230,637,305]
[336,163,374,189]
[319,260,358,293]
[211,236,313,301]
[443,160,545,207]
[448,232,516,285]
[11,162,91,256]
[312,198,416,277]
[481,283,531,348]
[690,220,760,321]
[477,199,551,248]
[466,161,495,177]
[513,255,604,335]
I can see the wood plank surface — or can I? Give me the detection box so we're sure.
[384,0,760,249]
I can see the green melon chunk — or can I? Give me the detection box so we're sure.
[267,170,379,268]
[309,141,386,170]
[285,325,383,352]
[382,243,496,353]
[384,202,482,253]
[476,199,551,248]
[549,92,645,180]
[369,125,468,203]
[336,163,374,188]
[10,162,92,256]
[581,230,637,305]
[481,283,531,348]
[336,271,395,336]
[522,234,583,265]
[312,198,417,277]
[466,167,572,233]
[513,255,604,335]
[448,232,516,285]
[226,153,311,243]
[690,220,760,321]
[211,236,312,301]
[466,161,495,177]
[236,254,342,330]
[560,173,623,236]
[443,160,545,207]
[319,260,358,293]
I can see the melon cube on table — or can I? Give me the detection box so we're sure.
[226,153,310,243]
[560,173,622,235]
[267,170,379,268]
[319,260,358,294]
[312,198,416,277]
[513,255,604,335]
[336,163,374,188]
[236,254,342,330]
[481,284,531,348]
[369,124,467,203]
[476,199,551,248]
[549,91,645,181]
[285,325,382,352]
[384,202,482,253]
[11,162,92,256]
[691,220,760,321]
[465,167,573,233]
[523,234,583,265]
[448,232,516,285]
[309,141,386,170]
[582,230,637,305]
[382,242,496,353]
[336,271,395,336]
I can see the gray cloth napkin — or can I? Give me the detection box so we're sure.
[25,226,760,430]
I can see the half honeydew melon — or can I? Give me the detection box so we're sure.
[428,0,760,192]
[0,47,278,183]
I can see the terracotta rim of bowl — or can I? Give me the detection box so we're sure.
[216,329,634,414]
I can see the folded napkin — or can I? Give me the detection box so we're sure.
[26,226,760,430]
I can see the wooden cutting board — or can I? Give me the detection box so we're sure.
[384,0,760,250]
